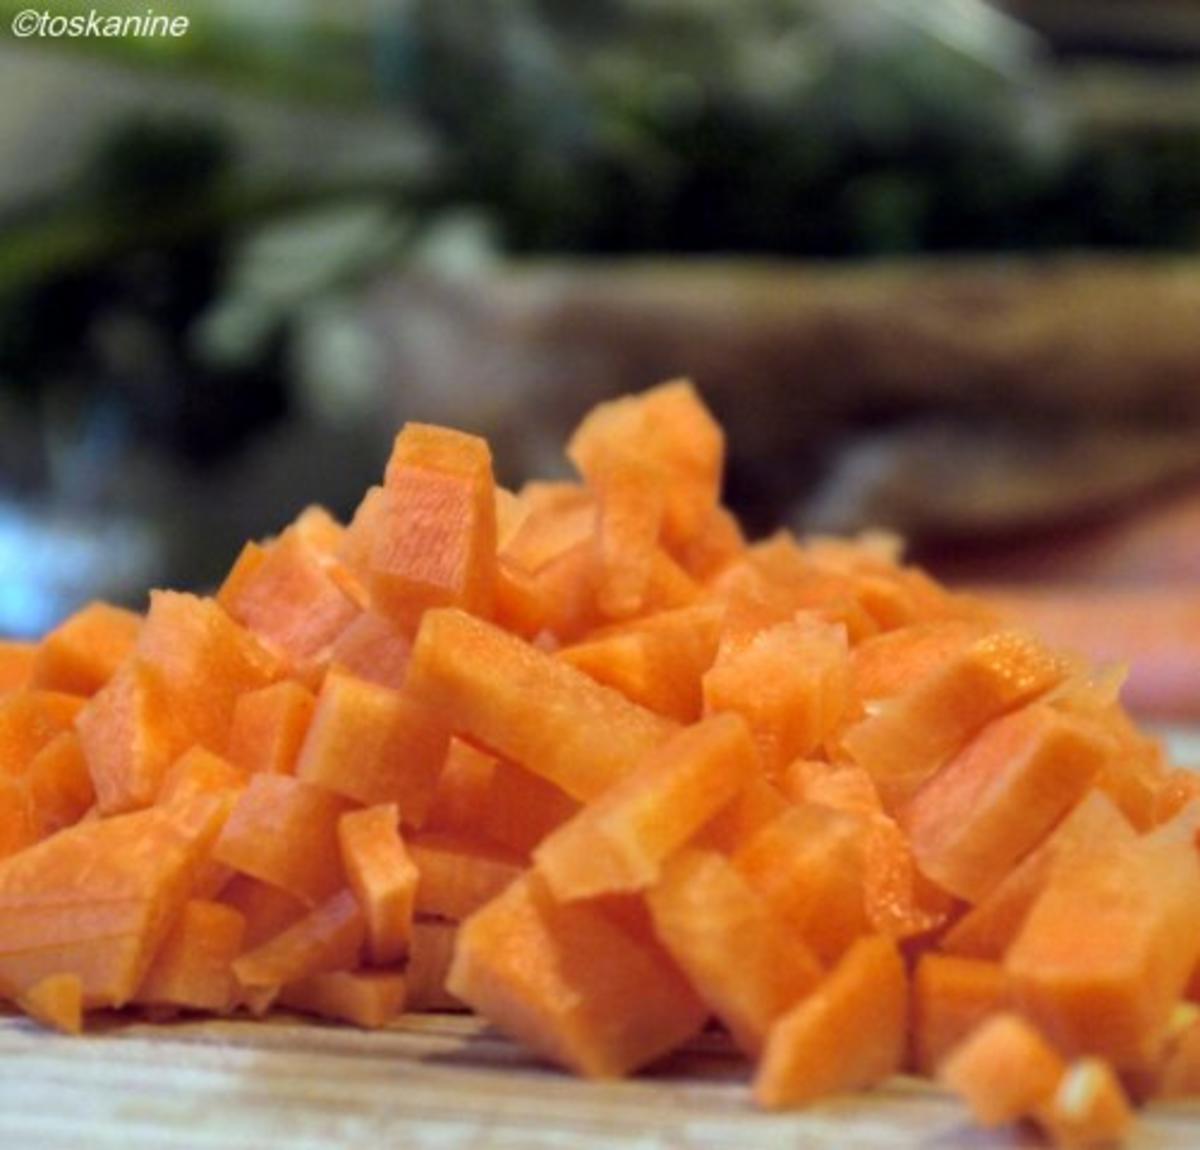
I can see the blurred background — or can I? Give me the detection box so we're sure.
[2,0,1200,718]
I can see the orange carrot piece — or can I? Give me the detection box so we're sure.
[338,804,418,965]
[219,526,359,676]
[0,639,35,692]
[1006,827,1200,1068]
[911,954,1011,1076]
[938,1012,1066,1126]
[567,381,723,555]
[217,875,308,951]
[233,889,365,989]
[279,969,406,1029]
[941,790,1136,960]
[0,690,76,779]
[405,608,675,802]
[212,774,354,907]
[29,602,140,697]
[646,848,823,1056]
[16,972,84,1035]
[847,620,990,707]
[842,630,1071,811]
[901,703,1111,902]
[0,795,226,1007]
[1154,1013,1200,1098]
[226,680,315,777]
[75,659,178,814]
[753,934,908,1109]
[448,871,706,1079]
[478,760,580,859]
[328,609,412,688]
[26,731,95,837]
[294,672,449,827]
[557,602,724,722]
[135,590,285,756]
[734,804,870,964]
[422,738,497,838]
[135,899,246,1013]
[407,832,523,921]
[670,505,745,583]
[405,919,463,1011]
[342,425,497,631]
[0,778,39,861]
[1036,1058,1134,1147]
[158,747,246,805]
[534,713,758,901]
[703,618,850,774]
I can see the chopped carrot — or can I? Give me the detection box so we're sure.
[477,760,579,859]
[135,590,285,757]
[16,972,84,1035]
[733,803,870,963]
[328,610,412,688]
[337,804,418,965]
[753,934,907,1109]
[407,832,523,922]
[158,747,246,805]
[447,871,707,1079]
[0,795,226,1007]
[0,690,76,779]
[30,602,140,697]
[405,608,675,801]
[937,1012,1066,1126]
[534,713,758,901]
[842,629,1072,811]
[0,639,35,692]
[225,680,315,777]
[217,875,307,951]
[26,732,95,837]
[135,899,245,1013]
[405,919,462,1011]
[703,618,850,775]
[646,848,823,1056]
[279,969,406,1029]
[1006,825,1200,1069]
[421,738,497,838]
[212,775,353,908]
[219,526,359,677]
[1036,1058,1134,1147]
[233,889,365,990]
[901,703,1111,902]
[76,659,178,814]
[294,672,448,827]
[911,954,1010,1076]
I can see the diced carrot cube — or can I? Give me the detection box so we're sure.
[294,672,448,827]
[226,680,315,777]
[938,1012,1066,1126]
[338,804,418,965]
[217,875,308,951]
[535,714,757,901]
[703,618,849,774]
[279,969,406,1029]
[26,731,95,837]
[407,832,523,921]
[30,602,140,697]
[212,775,353,907]
[233,889,365,990]
[842,630,1071,811]
[448,871,706,1079]
[1006,827,1200,1069]
[219,527,359,676]
[902,703,1111,902]
[422,738,497,838]
[17,972,84,1035]
[1036,1058,1134,1147]
[0,639,35,692]
[328,610,412,688]
[911,954,1011,1076]
[646,848,823,1056]
[135,899,246,1013]
[405,919,463,1011]
[405,608,675,802]
[753,934,907,1109]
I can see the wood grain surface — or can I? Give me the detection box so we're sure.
[3,1011,1200,1149]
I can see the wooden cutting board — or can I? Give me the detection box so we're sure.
[3,1011,1200,1149]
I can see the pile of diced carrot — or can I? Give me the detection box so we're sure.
[3,380,1200,1146]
